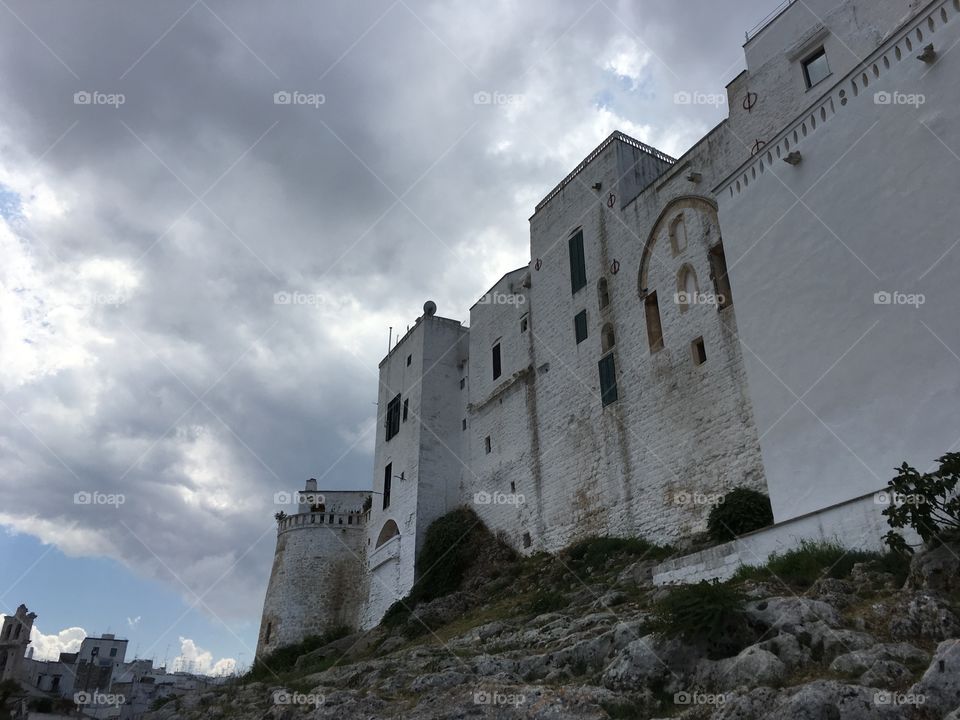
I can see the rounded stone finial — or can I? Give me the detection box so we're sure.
[423,300,437,317]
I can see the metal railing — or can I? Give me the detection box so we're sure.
[745,0,797,42]
[534,131,676,212]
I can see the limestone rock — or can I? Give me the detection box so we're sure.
[829,642,929,676]
[908,638,960,715]
[601,633,700,692]
[696,644,786,691]
[907,541,960,593]
[745,597,842,630]
[889,593,960,641]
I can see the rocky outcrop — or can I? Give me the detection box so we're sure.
[145,539,960,720]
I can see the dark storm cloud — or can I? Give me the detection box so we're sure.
[0,0,777,629]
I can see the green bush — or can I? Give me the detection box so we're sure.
[651,581,752,659]
[882,452,960,553]
[408,506,484,603]
[245,625,351,681]
[564,536,673,572]
[527,589,568,615]
[733,540,910,588]
[707,488,773,543]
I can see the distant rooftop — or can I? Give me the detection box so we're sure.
[535,131,675,213]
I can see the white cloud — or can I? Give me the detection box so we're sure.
[601,36,652,89]
[171,637,236,677]
[28,624,86,660]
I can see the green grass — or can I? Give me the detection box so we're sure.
[732,540,911,589]
[527,589,568,615]
[245,625,351,682]
[563,536,673,573]
[651,581,753,660]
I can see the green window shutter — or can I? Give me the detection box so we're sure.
[574,310,588,344]
[569,231,587,294]
[598,354,618,406]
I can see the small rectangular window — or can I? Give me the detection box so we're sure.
[485,436,492,454]
[568,230,587,294]
[522,532,532,548]
[406,354,412,366]
[383,463,392,510]
[460,377,466,389]
[402,398,409,422]
[598,354,619,406]
[645,292,664,352]
[462,418,467,431]
[520,314,529,333]
[802,48,830,88]
[574,310,588,344]
[385,394,401,440]
[692,336,707,365]
[708,242,732,309]
[492,343,502,380]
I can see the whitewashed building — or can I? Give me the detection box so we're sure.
[256,0,960,654]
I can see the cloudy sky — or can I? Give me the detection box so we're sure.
[0,0,777,672]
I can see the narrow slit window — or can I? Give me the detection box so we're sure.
[645,292,664,352]
[692,336,707,365]
[708,242,732,309]
[492,342,502,380]
[597,278,610,309]
[485,436,492,454]
[402,398,409,422]
[383,463,392,510]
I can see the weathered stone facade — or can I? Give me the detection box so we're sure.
[256,0,958,655]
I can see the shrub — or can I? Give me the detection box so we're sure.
[408,507,484,603]
[882,452,960,553]
[651,581,752,659]
[246,625,351,681]
[733,540,911,588]
[564,536,673,572]
[527,589,568,615]
[707,488,773,543]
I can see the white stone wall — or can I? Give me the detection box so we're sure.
[360,314,468,628]
[256,516,367,656]
[652,491,921,585]
[716,0,960,522]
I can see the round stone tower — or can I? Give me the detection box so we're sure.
[255,480,370,659]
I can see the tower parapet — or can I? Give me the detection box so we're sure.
[255,481,370,659]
